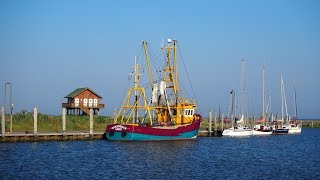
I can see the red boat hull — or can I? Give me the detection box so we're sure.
[105,120,201,141]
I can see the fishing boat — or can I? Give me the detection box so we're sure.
[288,78,302,134]
[105,39,202,141]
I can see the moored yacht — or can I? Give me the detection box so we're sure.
[222,124,253,136]
[253,124,273,135]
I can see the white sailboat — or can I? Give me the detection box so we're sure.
[253,65,272,135]
[288,78,302,134]
[223,59,252,137]
[222,103,253,137]
[273,75,289,134]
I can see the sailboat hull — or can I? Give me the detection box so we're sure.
[252,130,273,135]
[288,126,302,134]
[252,125,273,135]
[105,120,201,141]
[222,129,252,137]
[272,128,289,134]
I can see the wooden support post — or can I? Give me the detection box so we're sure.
[221,113,224,130]
[214,111,217,137]
[1,106,5,135]
[62,107,66,135]
[33,107,38,136]
[209,111,212,136]
[312,121,314,128]
[90,109,93,136]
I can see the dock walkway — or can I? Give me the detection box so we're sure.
[1,131,105,142]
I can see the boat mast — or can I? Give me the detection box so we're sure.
[162,39,178,96]
[280,75,289,124]
[161,39,177,123]
[174,40,178,96]
[281,75,284,122]
[240,59,245,119]
[143,41,153,88]
[293,77,297,122]
[134,56,139,124]
[283,77,289,124]
[262,65,265,119]
[234,91,237,124]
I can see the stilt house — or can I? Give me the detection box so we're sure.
[62,87,105,115]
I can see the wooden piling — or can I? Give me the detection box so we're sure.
[1,106,5,135]
[221,113,224,130]
[214,111,217,136]
[33,107,38,136]
[62,107,66,135]
[90,109,93,136]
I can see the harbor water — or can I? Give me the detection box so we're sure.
[1,128,319,179]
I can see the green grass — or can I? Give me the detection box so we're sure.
[1,114,114,133]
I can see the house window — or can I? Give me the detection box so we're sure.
[89,99,93,107]
[94,99,98,107]
[75,98,79,107]
[84,99,88,107]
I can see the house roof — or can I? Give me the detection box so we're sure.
[64,87,102,99]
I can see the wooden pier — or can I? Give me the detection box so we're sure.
[1,106,107,142]
[0,132,105,142]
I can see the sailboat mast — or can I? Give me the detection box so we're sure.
[240,59,245,117]
[283,77,289,124]
[234,91,237,124]
[293,77,297,120]
[281,75,284,121]
[262,65,265,118]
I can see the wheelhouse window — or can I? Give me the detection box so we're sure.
[185,109,194,116]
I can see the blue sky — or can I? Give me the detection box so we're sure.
[1,0,320,118]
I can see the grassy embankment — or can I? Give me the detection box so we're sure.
[1,114,113,133]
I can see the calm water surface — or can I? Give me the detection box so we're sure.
[1,128,319,179]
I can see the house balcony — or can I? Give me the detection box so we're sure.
[62,103,105,109]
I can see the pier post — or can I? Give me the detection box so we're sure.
[214,111,217,137]
[33,107,38,136]
[90,109,93,136]
[221,113,224,130]
[1,106,5,135]
[312,121,313,128]
[62,107,66,135]
[209,111,212,136]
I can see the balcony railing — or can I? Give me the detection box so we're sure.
[62,103,105,109]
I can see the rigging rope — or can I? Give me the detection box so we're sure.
[176,41,202,115]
